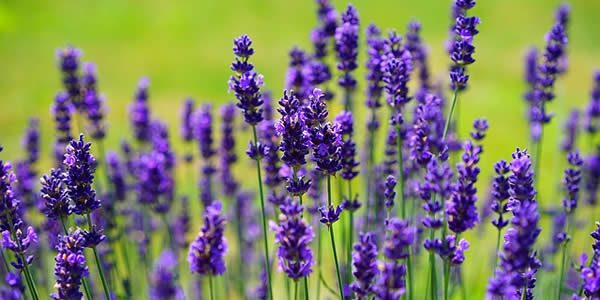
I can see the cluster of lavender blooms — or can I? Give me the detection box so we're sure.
[3,1,600,300]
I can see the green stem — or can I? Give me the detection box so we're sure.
[443,260,450,300]
[395,125,406,219]
[442,89,459,141]
[407,251,414,300]
[316,221,322,300]
[209,275,215,300]
[86,213,112,300]
[494,228,502,270]
[252,126,274,300]
[557,239,569,299]
[327,176,344,299]
[429,228,438,300]
[345,180,353,285]
[304,276,309,300]
[294,280,299,300]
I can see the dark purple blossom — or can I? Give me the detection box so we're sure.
[374,261,406,299]
[150,250,183,300]
[52,92,74,164]
[508,148,536,205]
[335,111,358,180]
[490,160,510,230]
[318,205,342,226]
[230,34,264,125]
[0,273,24,300]
[51,229,89,300]
[270,201,314,280]
[561,109,580,152]
[351,232,378,299]
[584,71,600,134]
[487,200,541,300]
[446,140,483,234]
[335,4,359,98]
[57,46,83,109]
[384,175,396,209]
[365,24,385,131]
[219,104,239,197]
[470,118,488,141]
[382,39,412,109]
[585,149,600,205]
[310,121,343,176]
[106,151,126,202]
[82,63,106,140]
[285,47,309,98]
[129,77,152,143]
[194,105,216,206]
[40,168,71,220]
[188,201,227,276]
[449,0,479,90]
[405,20,431,97]
[383,218,416,260]
[172,196,190,250]
[63,134,100,215]
[562,151,583,213]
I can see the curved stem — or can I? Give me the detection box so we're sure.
[303,276,309,300]
[345,180,353,285]
[86,213,112,300]
[327,176,344,299]
[252,126,274,300]
[442,89,459,141]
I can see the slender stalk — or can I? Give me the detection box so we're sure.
[443,260,450,300]
[442,89,459,141]
[294,280,299,300]
[406,253,414,300]
[557,237,569,299]
[494,228,502,269]
[0,250,10,273]
[345,180,353,285]
[252,126,274,300]
[86,213,112,300]
[327,176,344,299]
[429,228,437,300]
[303,276,309,300]
[235,195,246,300]
[316,219,322,300]
[6,215,39,300]
[395,125,406,219]
[209,275,215,300]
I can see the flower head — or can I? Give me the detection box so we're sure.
[129,77,152,142]
[63,134,100,215]
[230,34,264,125]
[351,232,379,299]
[188,201,227,276]
[40,168,71,220]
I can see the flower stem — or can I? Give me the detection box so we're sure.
[294,280,299,300]
[494,228,502,270]
[406,251,414,300]
[327,176,344,299]
[442,89,459,141]
[395,125,406,219]
[209,275,215,300]
[252,126,274,300]
[557,239,569,299]
[429,228,438,300]
[304,276,309,300]
[316,220,322,300]
[86,213,112,300]
[345,180,353,285]
[443,260,450,300]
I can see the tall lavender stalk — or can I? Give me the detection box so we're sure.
[228,34,273,300]
[335,5,359,112]
[445,0,480,140]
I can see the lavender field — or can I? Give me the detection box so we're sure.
[0,0,600,299]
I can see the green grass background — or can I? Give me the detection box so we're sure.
[1,0,600,298]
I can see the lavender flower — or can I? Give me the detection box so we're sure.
[219,104,239,197]
[405,20,431,97]
[365,24,385,131]
[381,37,412,109]
[335,4,359,109]
[129,77,152,143]
[508,148,536,205]
[0,273,24,300]
[194,104,216,205]
[229,34,264,125]
[490,160,510,230]
[106,151,126,202]
[285,47,309,97]
[270,201,314,280]
[561,109,579,152]
[446,140,483,234]
[172,196,190,250]
[51,229,89,300]
[21,117,40,165]
[383,218,416,260]
[188,201,227,276]
[276,91,311,196]
[562,151,583,213]
[487,200,541,299]
[150,250,183,300]
[310,121,343,176]
[335,111,358,180]
[63,134,100,215]
[318,205,342,226]
[57,46,82,109]
[136,152,172,211]
[374,261,406,299]
[384,175,397,209]
[15,118,39,208]
[449,0,479,90]
[585,149,600,205]
[40,168,71,220]
[83,89,106,140]
[351,232,379,299]
[52,92,73,164]
[584,71,600,134]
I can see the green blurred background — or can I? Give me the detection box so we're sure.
[1,0,600,298]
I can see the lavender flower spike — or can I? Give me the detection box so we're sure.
[40,168,71,220]
[449,0,480,91]
[129,77,152,143]
[51,229,89,300]
[351,232,379,299]
[188,201,227,276]
[335,4,359,111]
[150,250,184,300]
[584,70,600,134]
[63,134,100,215]
[229,34,264,125]
[57,46,83,110]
